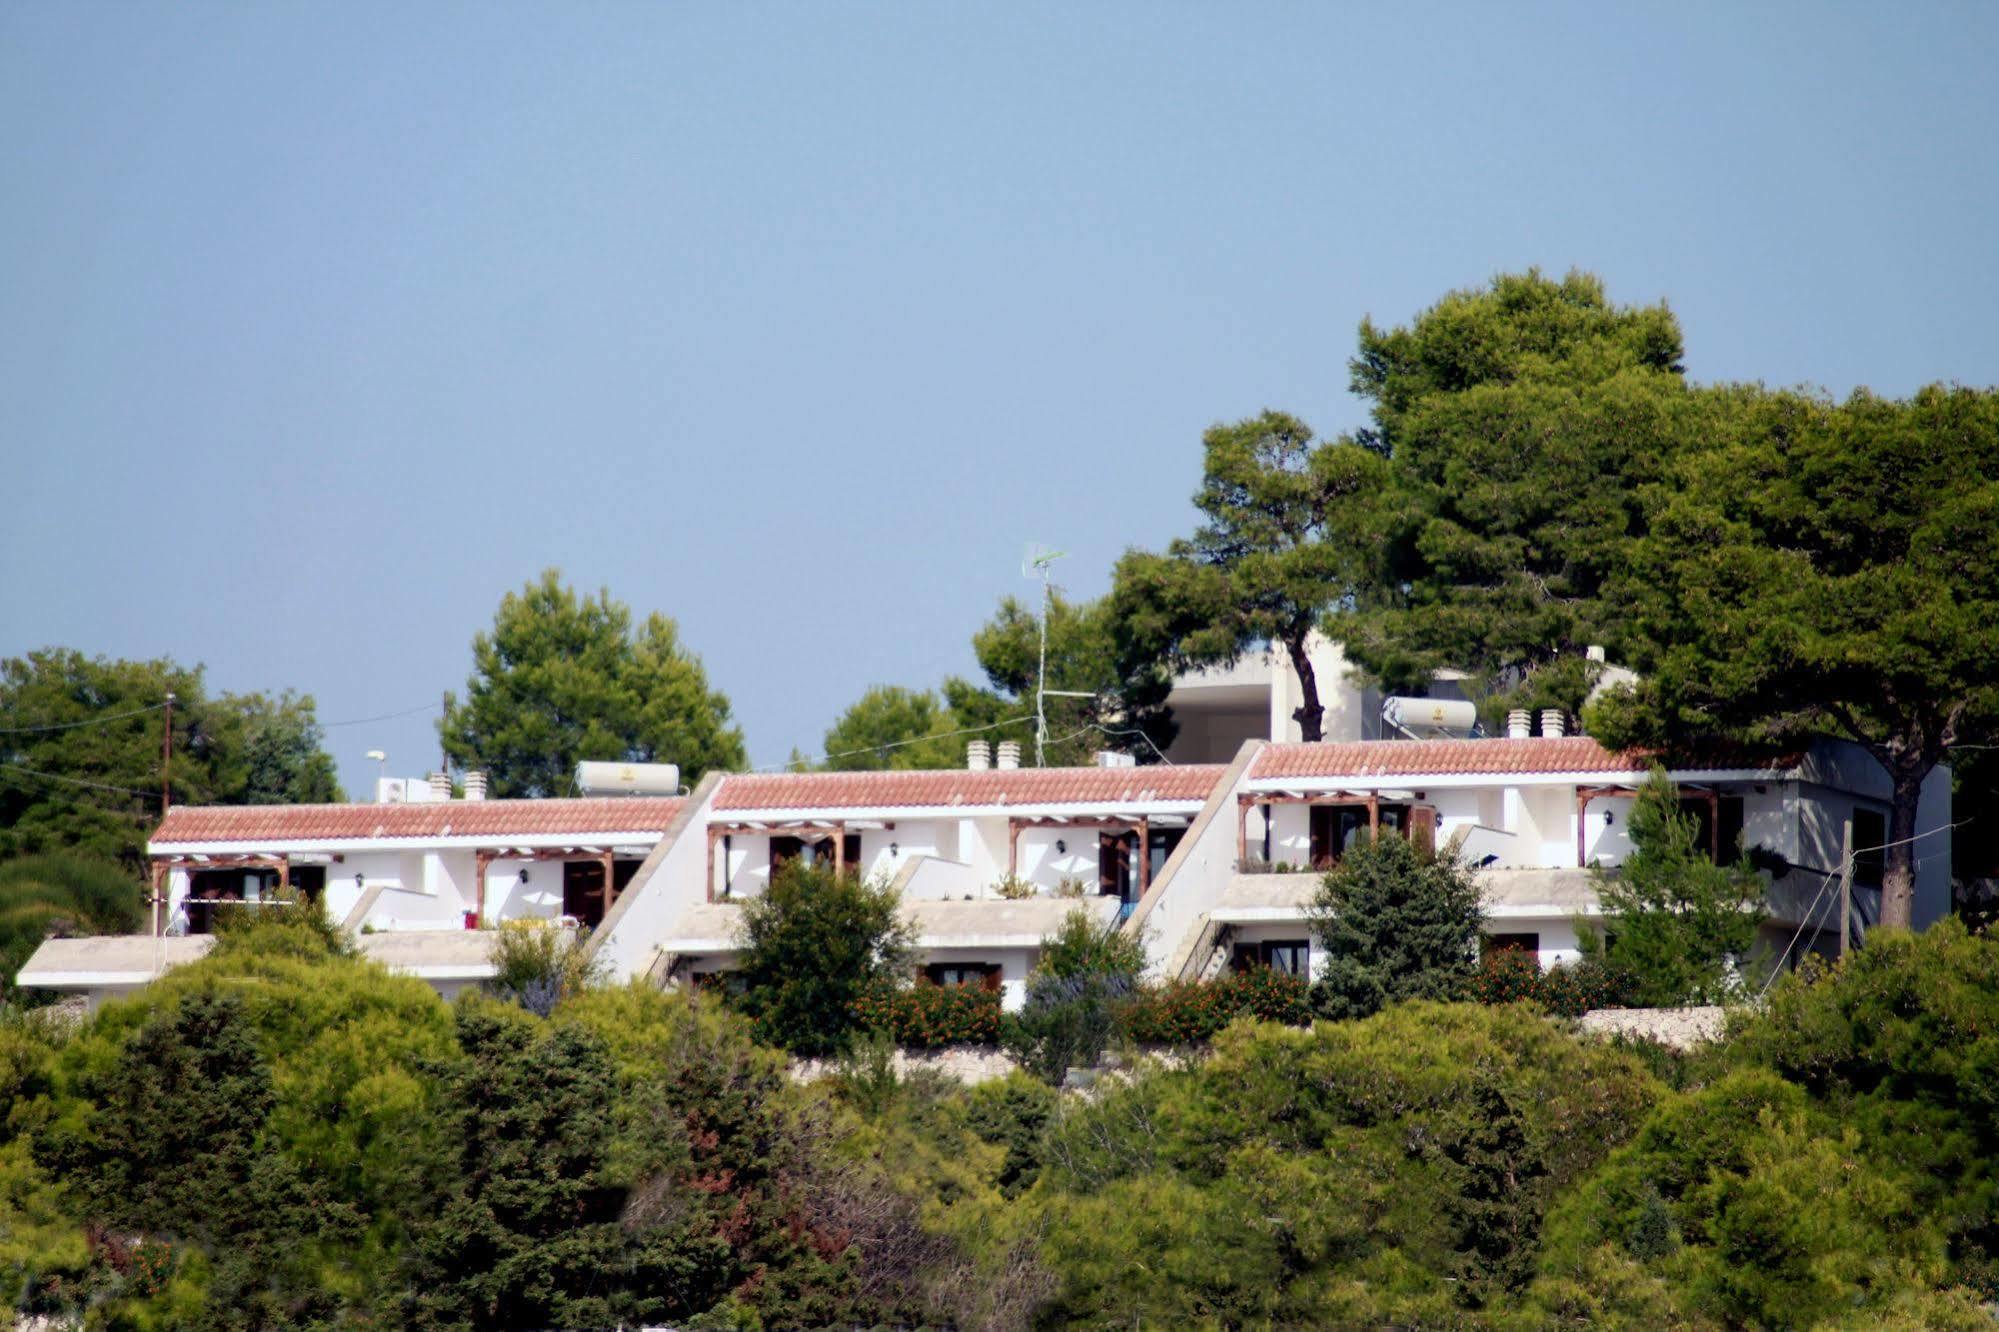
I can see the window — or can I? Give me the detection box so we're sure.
[769,836,804,878]
[1232,939,1310,976]
[562,859,642,927]
[1678,794,1747,865]
[925,963,1001,990]
[1099,831,1134,900]
[1147,826,1187,884]
[1308,804,1410,868]
[1853,808,1887,889]
[1482,932,1540,959]
[774,834,862,876]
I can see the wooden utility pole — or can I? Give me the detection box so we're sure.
[161,691,175,812]
[1838,817,1855,959]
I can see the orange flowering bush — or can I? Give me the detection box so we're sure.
[1118,968,1312,1045]
[853,980,1003,1048]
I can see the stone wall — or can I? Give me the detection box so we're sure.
[1576,1005,1728,1050]
[791,1044,1021,1085]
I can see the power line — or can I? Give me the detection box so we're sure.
[0,702,168,735]
[1756,814,1974,998]
[754,714,1035,773]
[320,701,443,729]
[0,760,162,802]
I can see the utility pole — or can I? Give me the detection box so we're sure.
[161,691,175,812]
[1838,817,1855,959]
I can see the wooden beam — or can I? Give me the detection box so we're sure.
[1576,790,1589,868]
[474,850,492,927]
[1007,818,1021,878]
[277,855,291,893]
[1237,797,1250,865]
[1366,794,1380,837]
[833,821,846,877]
[1137,817,1151,896]
[705,828,719,903]
[600,848,615,922]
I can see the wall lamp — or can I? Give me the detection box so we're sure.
[355,873,365,889]
[1055,839,1067,854]
[889,842,899,858]
[519,868,531,884]
[1603,810,1614,826]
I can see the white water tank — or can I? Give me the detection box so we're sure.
[574,761,681,796]
[1383,696,1480,736]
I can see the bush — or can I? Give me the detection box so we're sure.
[1580,766,1766,1005]
[1308,832,1483,1019]
[0,853,143,1004]
[855,979,1003,1048]
[1467,949,1636,1018]
[1117,969,1312,1045]
[1003,909,1148,1083]
[484,920,604,1016]
[731,860,913,1056]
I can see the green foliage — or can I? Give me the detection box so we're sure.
[817,683,969,770]
[1309,831,1484,1018]
[1033,1003,1663,1325]
[1580,768,1767,1005]
[1595,384,1999,927]
[1111,409,1390,741]
[1468,947,1636,1018]
[1002,908,1149,1082]
[440,568,746,796]
[483,920,605,1016]
[1036,905,1147,983]
[1340,269,1701,711]
[0,649,340,869]
[854,977,1002,1047]
[1117,967,1312,1044]
[731,860,913,1056]
[0,853,143,1004]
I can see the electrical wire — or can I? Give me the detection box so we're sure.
[751,714,1035,773]
[319,701,443,728]
[1755,814,1974,998]
[0,760,162,802]
[0,702,168,734]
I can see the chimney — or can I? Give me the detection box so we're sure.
[1539,709,1567,738]
[966,740,991,771]
[1506,708,1532,740]
[428,771,451,802]
[995,740,1021,770]
[463,770,488,801]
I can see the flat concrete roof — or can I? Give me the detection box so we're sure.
[17,927,502,991]
[662,893,1122,955]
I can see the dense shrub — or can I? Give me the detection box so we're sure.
[855,978,1003,1047]
[1117,967,1312,1044]
[1309,831,1484,1019]
[484,919,604,1015]
[731,860,913,1055]
[1003,908,1147,1082]
[1033,1002,1664,1325]
[0,853,143,1004]
[1467,948,1636,1018]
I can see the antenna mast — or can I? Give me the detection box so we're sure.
[1022,545,1067,767]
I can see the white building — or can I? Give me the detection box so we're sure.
[17,726,1953,1013]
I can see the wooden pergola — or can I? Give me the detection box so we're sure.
[150,853,297,935]
[1575,783,1718,867]
[1235,791,1383,864]
[472,845,628,926]
[705,820,867,901]
[1004,815,1161,897]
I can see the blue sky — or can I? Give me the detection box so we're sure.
[4,3,1995,792]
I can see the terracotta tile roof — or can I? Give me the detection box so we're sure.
[152,797,685,846]
[1249,737,1796,781]
[713,765,1227,812]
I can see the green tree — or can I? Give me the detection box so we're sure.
[0,649,341,869]
[1580,769,1766,1005]
[1594,385,1999,930]
[441,569,746,797]
[0,853,143,1004]
[818,684,967,770]
[962,589,1175,765]
[1340,270,1704,713]
[732,860,914,1056]
[1308,831,1484,1019]
[1111,410,1388,742]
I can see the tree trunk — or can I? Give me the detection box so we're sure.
[1878,762,1931,932]
[1284,634,1324,743]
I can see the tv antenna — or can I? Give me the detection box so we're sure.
[1023,544,1087,766]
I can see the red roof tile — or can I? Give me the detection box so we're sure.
[713,765,1226,812]
[152,797,685,846]
[1249,737,1796,781]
